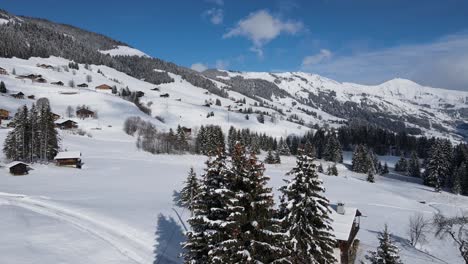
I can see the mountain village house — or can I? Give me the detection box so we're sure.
[54,151,82,169]
[76,108,95,119]
[0,67,8,75]
[51,113,61,121]
[55,119,78,130]
[330,203,362,264]
[95,84,112,90]
[6,161,31,175]
[77,83,88,88]
[0,109,10,120]
[51,81,64,86]
[12,92,24,99]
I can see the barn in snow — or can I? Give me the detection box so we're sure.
[6,161,31,175]
[330,203,362,264]
[54,151,82,169]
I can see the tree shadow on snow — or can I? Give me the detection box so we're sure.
[153,213,186,264]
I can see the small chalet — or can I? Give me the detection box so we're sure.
[95,84,112,90]
[77,83,88,88]
[0,67,8,75]
[181,127,192,135]
[54,151,82,168]
[28,95,35,100]
[12,92,24,99]
[55,119,78,130]
[330,203,362,264]
[0,109,10,120]
[51,81,64,86]
[6,161,31,175]
[37,64,54,69]
[17,74,42,80]
[76,108,95,119]
[160,93,170,98]
[34,77,47,83]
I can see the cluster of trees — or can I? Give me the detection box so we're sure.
[227,126,289,155]
[3,100,59,162]
[123,117,190,154]
[286,129,342,162]
[194,125,225,155]
[118,87,151,115]
[177,145,337,263]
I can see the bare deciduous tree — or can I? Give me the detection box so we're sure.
[66,105,74,118]
[433,212,468,264]
[408,213,430,247]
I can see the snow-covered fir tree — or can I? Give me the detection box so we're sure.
[279,150,336,263]
[364,225,403,264]
[327,163,338,176]
[352,145,370,173]
[383,162,390,174]
[394,155,408,174]
[278,138,291,156]
[174,167,200,212]
[324,132,342,163]
[183,151,232,264]
[408,151,421,178]
[274,150,281,164]
[367,170,375,183]
[318,163,324,173]
[424,141,451,192]
[265,149,277,164]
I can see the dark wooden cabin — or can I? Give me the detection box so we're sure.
[7,162,30,175]
[0,67,8,75]
[51,81,64,86]
[12,92,24,99]
[54,151,82,169]
[160,93,170,98]
[55,119,78,130]
[76,108,95,119]
[77,83,88,88]
[95,84,112,90]
[35,77,47,83]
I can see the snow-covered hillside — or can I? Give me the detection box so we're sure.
[99,46,149,58]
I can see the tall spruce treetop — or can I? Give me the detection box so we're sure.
[220,143,286,263]
[408,151,421,178]
[324,132,343,163]
[364,225,403,264]
[183,151,233,264]
[279,150,336,263]
[425,141,451,192]
[352,145,369,173]
[174,167,200,212]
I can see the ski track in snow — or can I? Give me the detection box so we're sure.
[0,192,153,264]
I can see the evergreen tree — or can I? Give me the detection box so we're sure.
[176,125,189,152]
[394,155,408,174]
[318,163,324,173]
[227,126,237,154]
[324,132,343,163]
[174,167,200,212]
[352,145,370,173]
[183,151,232,264]
[327,163,338,176]
[453,165,465,195]
[0,81,7,93]
[383,162,390,174]
[364,225,403,264]
[274,150,281,164]
[279,151,336,263]
[408,151,421,178]
[278,138,291,156]
[424,141,451,192]
[264,149,276,164]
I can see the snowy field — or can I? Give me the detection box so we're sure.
[0,128,466,263]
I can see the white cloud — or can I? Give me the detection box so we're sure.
[223,10,303,57]
[203,8,223,25]
[205,0,223,5]
[215,59,230,70]
[302,49,332,66]
[302,32,468,90]
[191,63,208,72]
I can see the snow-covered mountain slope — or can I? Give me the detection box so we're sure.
[99,45,149,58]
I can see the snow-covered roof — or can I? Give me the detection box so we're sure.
[5,161,30,169]
[329,204,360,241]
[55,119,77,124]
[54,151,81,160]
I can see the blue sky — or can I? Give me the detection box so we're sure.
[2,0,468,90]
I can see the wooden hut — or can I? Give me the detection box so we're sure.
[34,77,47,83]
[51,113,61,121]
[55,119,78,130]
[0,67,8,75]
[12,92,24,99]
[54,151,82,168]
[77,83,88,88]
[76,108,95,119]
[0,109,10,120]
[51,81,64,86]
[6,161,31,175]
[330,203,362,264]
[160,93,170,98]
[95,84,112,90]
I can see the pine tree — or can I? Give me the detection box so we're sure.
[174,167,200,212]
[364,225,403,264]
[278,138,291,156]
[394,155,408,174]
[176,125,189,152]
[279,151,336,263]
[324,132,343,162]
[425,141,450,192]
[352,145,370,173]
[264,149,276,164]
[0,81,7,93]
[227,126,237,154]
[408,151,421,178]
[318,163,324,173]
[453,165,464,195]
[383,162,390,174]
[183,151,232,264]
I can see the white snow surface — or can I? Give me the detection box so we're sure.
[54,151,81,160]
[329,205,359,241]
[0,56,466,263]
[99,46,149,58]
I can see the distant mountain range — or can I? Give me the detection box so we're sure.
[1,9,467,141]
